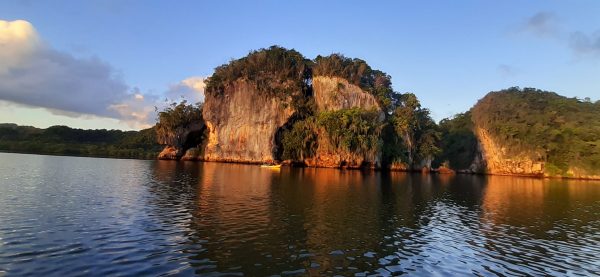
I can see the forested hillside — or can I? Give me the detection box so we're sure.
[0,124,160,159]
[471,87,600,176]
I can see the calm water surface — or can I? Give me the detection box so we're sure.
[0,152,599,276]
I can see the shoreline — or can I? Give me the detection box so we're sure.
[167,157,600,181]
[2,151,599,181]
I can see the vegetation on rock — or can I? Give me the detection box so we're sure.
[205,46,312,107]
[313,54,395,111]
[272,48,440,168]
[434,112,478,170]
[280,117,318,161]
[470,87,600,175]
[155,100,204,146]
[317,108,384,157]
[390,93,441,167]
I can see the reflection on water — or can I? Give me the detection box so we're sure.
[0,153,599,276]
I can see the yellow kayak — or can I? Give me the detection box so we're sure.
[260,164,281,169]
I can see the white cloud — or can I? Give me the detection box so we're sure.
[0,20,40,74]
[108,88,159,129]
[0,19,207,129]
[107,77,206,129]
[165,76,206,104]
[0,19,137,119]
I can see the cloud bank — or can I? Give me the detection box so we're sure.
[0,20,131,118]
[0,19,206,129]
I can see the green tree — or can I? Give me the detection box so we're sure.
[390,93,440,167]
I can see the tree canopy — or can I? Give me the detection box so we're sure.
[155,100,204,145]
[0,123,160,159]
[205,45,312,99]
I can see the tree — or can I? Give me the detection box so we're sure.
[155,100,204,148]
[390,93,440,168]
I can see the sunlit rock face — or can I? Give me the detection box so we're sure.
[157,146,179,160]
[471,127,600,179]
[308,76,383,169]
[157,121,205,160]
[201,79,296,164]
[312,76,381,113]
[472,127,545,176]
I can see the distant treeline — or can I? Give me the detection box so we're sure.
[0,124,161,159]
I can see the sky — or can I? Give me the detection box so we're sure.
[0,1,599,130]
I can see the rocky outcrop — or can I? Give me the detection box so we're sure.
[472,127,545,176]
[202,79,296,164]
[468,126,600,179]
[313,76,381,112]
[157,121,205,160]
[158,146,180,160]
[181,147,203,161]
[307,76,384,169]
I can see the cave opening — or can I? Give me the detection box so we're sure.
[182,127,206,154]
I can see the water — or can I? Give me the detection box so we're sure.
[0,153,599,276]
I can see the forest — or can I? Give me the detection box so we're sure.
[0,123,160,159]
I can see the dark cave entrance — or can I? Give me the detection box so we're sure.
[182,127,206,153]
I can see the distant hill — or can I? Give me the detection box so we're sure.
[437,87,600,179]
[0,124,161,159]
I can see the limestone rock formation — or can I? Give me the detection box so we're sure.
[312,76,381,112]
[308,76,384,169]
[473,127,544,176]
[202,79,296,164]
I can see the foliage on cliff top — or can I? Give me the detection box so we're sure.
[0,124,159,159]
[471,87,600,174]
[155,100,204,146]
[205,46,312,98]
[313,54,395,111]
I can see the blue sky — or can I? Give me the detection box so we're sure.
[1,1,599,130]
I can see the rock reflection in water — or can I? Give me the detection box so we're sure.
[0,153,597,276]
[145,162,599,276]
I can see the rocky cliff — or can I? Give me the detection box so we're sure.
[201,79,296,163]
[471,127,544,176]
[157,121,204,160]
[452,87,600,180]
[312,76,381,112]
[468,126,600,179]
[305,76,384,169]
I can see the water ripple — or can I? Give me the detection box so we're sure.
[0,153,599,276]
